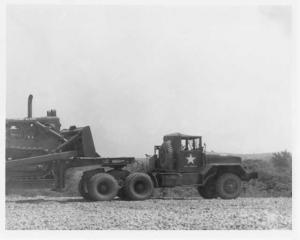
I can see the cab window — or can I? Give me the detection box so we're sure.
[181,139,187,150]
[188,139,194,150]
[181,138,196,151]
[181,138,201,151]
[194,138,200,149]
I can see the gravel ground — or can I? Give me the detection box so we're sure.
[6,196,291,230]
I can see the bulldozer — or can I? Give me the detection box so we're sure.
[6,95,99,181]
[6,94,135,198]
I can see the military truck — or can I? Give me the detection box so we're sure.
[146,133,258,199]
[6,95,257,201]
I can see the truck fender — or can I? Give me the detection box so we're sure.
[81,168,105,181]
[202,164,257,184]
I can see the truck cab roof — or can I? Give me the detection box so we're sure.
[164,132,202,139]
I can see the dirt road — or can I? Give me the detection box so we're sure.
[6,196,291,230]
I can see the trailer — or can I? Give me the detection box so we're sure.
[6,95,143,201]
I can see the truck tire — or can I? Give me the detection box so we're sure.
[107,169,130,186]
[117,187,128,200]
[107,169,130,200]
[78,177,93,201]
[216,173,241,199]
[124,172,154,200]
[159,140,173,169]
[87,173,119,201]
[197,178,217,199]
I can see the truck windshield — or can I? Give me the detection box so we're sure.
[181,138,201,151]
[194,138,200,149]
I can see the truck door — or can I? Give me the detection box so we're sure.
[177,138,203,172]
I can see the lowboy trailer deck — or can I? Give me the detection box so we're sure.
[6,151,134,192]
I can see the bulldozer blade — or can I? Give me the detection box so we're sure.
[6,151,77,169]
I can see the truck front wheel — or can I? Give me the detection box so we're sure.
[216,173,241,199]
[124,173,154,200]
[197,178,217,199]
[87,173,119,201]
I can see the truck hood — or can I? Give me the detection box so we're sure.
[205,154,242,164]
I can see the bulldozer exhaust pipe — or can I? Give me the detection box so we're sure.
[28,94,33,118]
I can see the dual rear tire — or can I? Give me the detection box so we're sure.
[87,173,119,201]
[124,172,154,200]
[78,172,154,201]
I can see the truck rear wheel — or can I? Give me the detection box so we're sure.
[87,173,119,201]
[197,178,217,199]
[124,173,154,200]
[216,173,241,199]
[117,188,128,200]
[107,169,130,200]
[78,177,93,201]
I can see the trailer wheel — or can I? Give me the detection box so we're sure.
[216,173,241,199]
[124,172,154,201]
[87,173,119,201]
[78,177,93,201]
[197,178,217,199]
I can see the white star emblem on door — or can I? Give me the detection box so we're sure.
[186,154,196,165]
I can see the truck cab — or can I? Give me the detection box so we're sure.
[149,133,258,199]
[171,134,204,171]
[153,133,205,172]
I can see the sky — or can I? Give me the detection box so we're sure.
[6,5,292,157]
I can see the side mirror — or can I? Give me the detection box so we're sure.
[203,143,206,153]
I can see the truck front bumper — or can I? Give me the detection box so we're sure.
[243,171,258,181]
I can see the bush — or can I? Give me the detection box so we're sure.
[241,151,292,197]
[271,150,292,171]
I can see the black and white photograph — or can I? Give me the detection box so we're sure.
[2,0,297,237]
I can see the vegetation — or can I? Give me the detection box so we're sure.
[241,150,292,197]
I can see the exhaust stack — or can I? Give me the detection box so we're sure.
[28,94,33,118]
